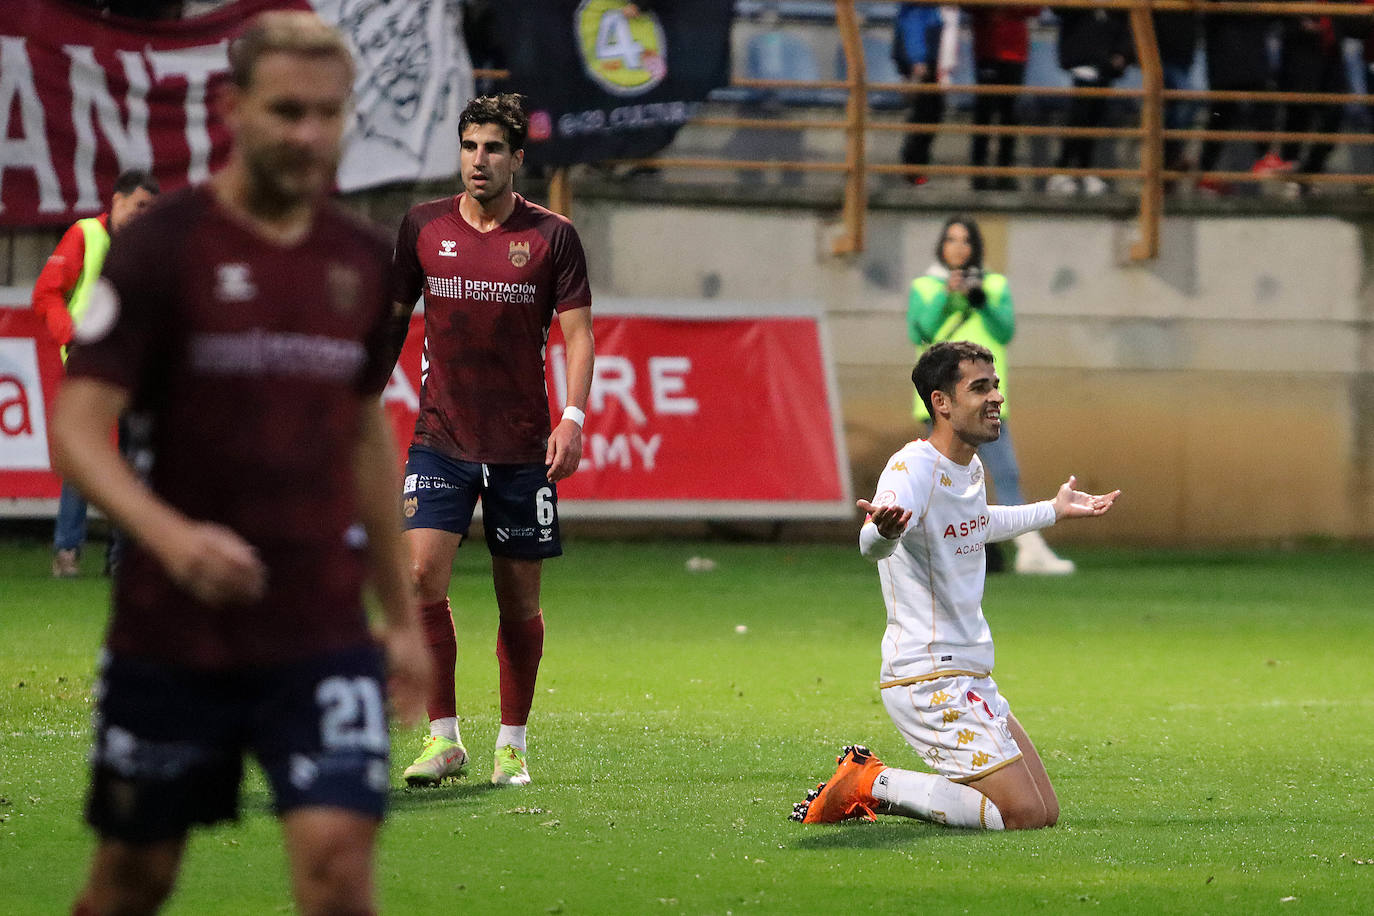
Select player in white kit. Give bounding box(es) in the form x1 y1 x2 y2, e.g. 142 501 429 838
792 341 1119 830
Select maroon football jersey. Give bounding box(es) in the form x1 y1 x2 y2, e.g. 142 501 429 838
390 193 591 464
65 186 394 668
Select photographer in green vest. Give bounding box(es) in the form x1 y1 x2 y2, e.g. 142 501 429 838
907 215 1074 574
32 169 159 578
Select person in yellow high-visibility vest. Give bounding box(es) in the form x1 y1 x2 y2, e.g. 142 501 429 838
907 215 1074 574
31 169 159 578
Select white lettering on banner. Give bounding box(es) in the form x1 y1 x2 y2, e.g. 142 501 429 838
382 363 419 411
591 355 647 425
145 42 228 184
0 36 227 215
66 45 153 211
552 345 697 426
0 37 64 215
0 339 51 470
584 433 662 471
648 356 697 416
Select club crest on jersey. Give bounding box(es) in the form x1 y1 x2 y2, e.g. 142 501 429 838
438 240 457 258
327 264 360 314
508 240 530 267
214 263 256 302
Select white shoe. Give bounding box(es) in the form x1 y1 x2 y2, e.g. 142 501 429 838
492 744 531 786
1046 174 1078 195
1081 175 1109 196
1013 530 1075 575
402 735 470 786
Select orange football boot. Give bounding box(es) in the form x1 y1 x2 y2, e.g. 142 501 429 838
790 744 885 824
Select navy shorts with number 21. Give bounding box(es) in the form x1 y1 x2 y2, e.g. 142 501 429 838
402 445 563 560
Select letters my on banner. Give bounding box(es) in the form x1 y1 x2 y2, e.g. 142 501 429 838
384 309 852 519
0 0 471 227
496 0 734 169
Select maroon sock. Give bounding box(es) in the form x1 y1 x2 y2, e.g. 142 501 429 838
496 612 545 726
419 599 457 721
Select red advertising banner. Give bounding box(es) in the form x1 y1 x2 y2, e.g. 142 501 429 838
383 307 852 517
4 303 851 519
0 0 305 227
0 304 64 500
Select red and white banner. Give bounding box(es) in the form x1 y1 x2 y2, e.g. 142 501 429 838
5 301 851 519
385 305 852 518
0 0 471 227
0 303 64 501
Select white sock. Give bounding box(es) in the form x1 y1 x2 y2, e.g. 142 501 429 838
871 766 1004 830
429 716 460 743
496 724 527 751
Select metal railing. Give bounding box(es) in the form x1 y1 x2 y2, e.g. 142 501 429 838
485 0 1374 260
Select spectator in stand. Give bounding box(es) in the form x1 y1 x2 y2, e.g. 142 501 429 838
1274 10 1350 197
1153 6 1201 181
893 3 959 186
1197 1 1286 196
968 5 1040 191
1047 7 1134 196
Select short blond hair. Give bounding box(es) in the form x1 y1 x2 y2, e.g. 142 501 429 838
228 11 355 89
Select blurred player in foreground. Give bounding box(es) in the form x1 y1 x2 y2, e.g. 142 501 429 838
792 341 1119 830
390 93 594 788
52 12 429 913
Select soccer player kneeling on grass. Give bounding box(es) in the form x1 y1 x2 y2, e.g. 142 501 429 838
792 341 1119 830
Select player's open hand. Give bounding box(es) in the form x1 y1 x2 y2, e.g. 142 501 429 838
162 521 267 605
545 418 583 482
1052 475 1121 520
380 619 431 726
857 498 913 539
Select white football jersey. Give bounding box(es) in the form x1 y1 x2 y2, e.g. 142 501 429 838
861 439 1055 685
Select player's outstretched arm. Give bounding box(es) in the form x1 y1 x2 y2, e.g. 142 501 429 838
351 401 430 725
51 378 267 605
546 305 594 482
1051 475 1121 520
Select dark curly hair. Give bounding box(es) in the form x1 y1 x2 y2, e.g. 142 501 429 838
459 93 529 152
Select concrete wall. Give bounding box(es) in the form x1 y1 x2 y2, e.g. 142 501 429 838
573 201 1374 544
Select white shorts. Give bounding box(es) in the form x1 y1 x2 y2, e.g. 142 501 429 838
881 674 1023 783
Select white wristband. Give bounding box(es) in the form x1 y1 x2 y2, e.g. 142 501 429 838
562 405 585 428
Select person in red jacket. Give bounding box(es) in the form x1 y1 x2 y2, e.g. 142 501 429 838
969 5 1040 191
31 168 158 577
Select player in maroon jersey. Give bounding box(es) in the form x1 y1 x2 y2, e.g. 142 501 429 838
51 13 429 915
390 93 594 788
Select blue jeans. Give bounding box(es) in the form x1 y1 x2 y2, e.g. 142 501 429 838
976 417 1025 506
53 481 88 552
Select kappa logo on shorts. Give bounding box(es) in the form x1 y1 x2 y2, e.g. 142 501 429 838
438 240 458 258
508 240 530 267
971 750 992 768
403 496 418 518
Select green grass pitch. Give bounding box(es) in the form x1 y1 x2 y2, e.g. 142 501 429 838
3 538 1373 913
